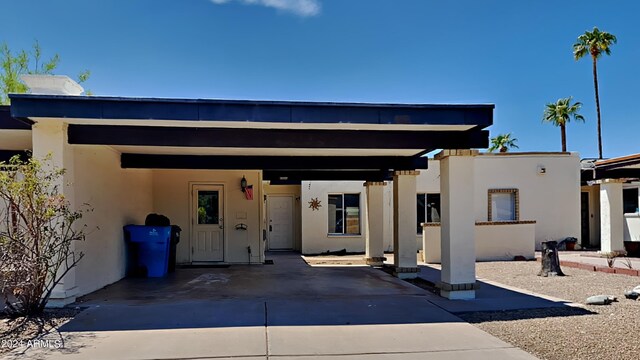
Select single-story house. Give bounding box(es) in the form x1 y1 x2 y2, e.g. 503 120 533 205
296 152 581 261
1 75 493 302
581 154 640 255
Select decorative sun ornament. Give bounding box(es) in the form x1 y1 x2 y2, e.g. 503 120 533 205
308 197 322 211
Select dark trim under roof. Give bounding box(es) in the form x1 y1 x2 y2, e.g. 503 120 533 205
595 154 640 171
581 154 640 182
9 94 494 128
0 105 30 130
121 155 429 171
69 125 489 150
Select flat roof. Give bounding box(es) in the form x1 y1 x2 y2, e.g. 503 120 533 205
9 94 494 128
4 94 494 180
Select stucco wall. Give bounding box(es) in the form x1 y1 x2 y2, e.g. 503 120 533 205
473 154 580 249
73 145 153 296
423 222 536 263
152 170 263 264
301 181 363 254
263 184 302 251
417 154 580 250
303 153 580 253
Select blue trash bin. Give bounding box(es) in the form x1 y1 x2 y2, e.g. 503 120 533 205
123 225 171 277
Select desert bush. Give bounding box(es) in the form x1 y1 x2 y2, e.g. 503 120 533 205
0 154 89 316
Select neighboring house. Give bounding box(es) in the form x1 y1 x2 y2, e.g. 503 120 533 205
581 154 640 255
286 152 581 261
0 75 493 302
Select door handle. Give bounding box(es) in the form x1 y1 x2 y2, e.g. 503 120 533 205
269 225 273 232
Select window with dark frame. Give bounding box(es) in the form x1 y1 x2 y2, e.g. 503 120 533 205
417 193 441 234
488 189 519 222
328 193 361 235
623 187 639 214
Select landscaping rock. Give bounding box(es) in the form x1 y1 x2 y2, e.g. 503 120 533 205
623 290 639 300
585 295 617 305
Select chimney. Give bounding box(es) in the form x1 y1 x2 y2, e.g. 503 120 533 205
20 75 84 96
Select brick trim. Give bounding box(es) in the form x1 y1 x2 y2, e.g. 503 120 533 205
536 258 640 277
421 220 536 228
363 181 387 187
434 149 480 160
437 281 480 291
487 188 519 221
475 220 536 226
393 266 420 273
393 170 420 176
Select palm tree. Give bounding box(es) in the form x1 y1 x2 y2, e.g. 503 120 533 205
573 27 617 159
543 97 585 152
488 133 519 153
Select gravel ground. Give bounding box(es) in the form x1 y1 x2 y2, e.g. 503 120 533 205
458 261 640 360
0 308 82 355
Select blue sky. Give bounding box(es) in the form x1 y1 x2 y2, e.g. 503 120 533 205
2 0 639 158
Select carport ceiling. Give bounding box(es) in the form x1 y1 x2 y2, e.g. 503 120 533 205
9 95 493 181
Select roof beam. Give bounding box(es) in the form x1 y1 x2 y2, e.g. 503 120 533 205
263 170 391 182
120 154 428 170
69 125 489 150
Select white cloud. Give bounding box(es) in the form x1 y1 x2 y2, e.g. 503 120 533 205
210 0 321 17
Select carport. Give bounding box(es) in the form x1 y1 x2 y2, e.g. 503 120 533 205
5 77 492 304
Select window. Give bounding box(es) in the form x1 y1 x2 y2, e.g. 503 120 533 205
417 193 441 234
328 194 360 235
623 188 639 214
197 190 220 224
488 189 519 221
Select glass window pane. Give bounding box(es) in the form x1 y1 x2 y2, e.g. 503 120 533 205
344 194 360 234
492 192 515 221
328 195 343 233
427 194 441 223
417 194 426 234
623 188 639 213
198 191 219 224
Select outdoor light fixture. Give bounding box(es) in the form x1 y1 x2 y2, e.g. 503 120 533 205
241 175 247 192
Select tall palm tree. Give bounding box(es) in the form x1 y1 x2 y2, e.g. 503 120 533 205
573 27 617 159
543 97 585 152
488 133 519 153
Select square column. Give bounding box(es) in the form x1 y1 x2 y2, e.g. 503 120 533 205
364 181 387 266
393 170 419 279
598 179 625 255
32 121 78 307
436 150 478 300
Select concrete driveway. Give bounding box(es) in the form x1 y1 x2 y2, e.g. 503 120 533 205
7 253 537 360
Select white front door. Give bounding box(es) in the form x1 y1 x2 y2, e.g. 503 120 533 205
268 195 294 250
191 185 224 262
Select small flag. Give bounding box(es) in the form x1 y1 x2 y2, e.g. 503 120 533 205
246 185 253 200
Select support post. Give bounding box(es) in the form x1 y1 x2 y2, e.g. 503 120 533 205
598 179 625 255
32 121 78 307
436 150 477 300
364 181 387 266
393 170 419 279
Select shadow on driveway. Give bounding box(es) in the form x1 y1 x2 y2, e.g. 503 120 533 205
59 253 593 333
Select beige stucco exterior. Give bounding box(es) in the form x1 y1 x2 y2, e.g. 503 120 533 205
73 145 154 296
263 184 303 251
152 169 264 264
67 149 268 297
423 222 536 263
300 152 581 255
